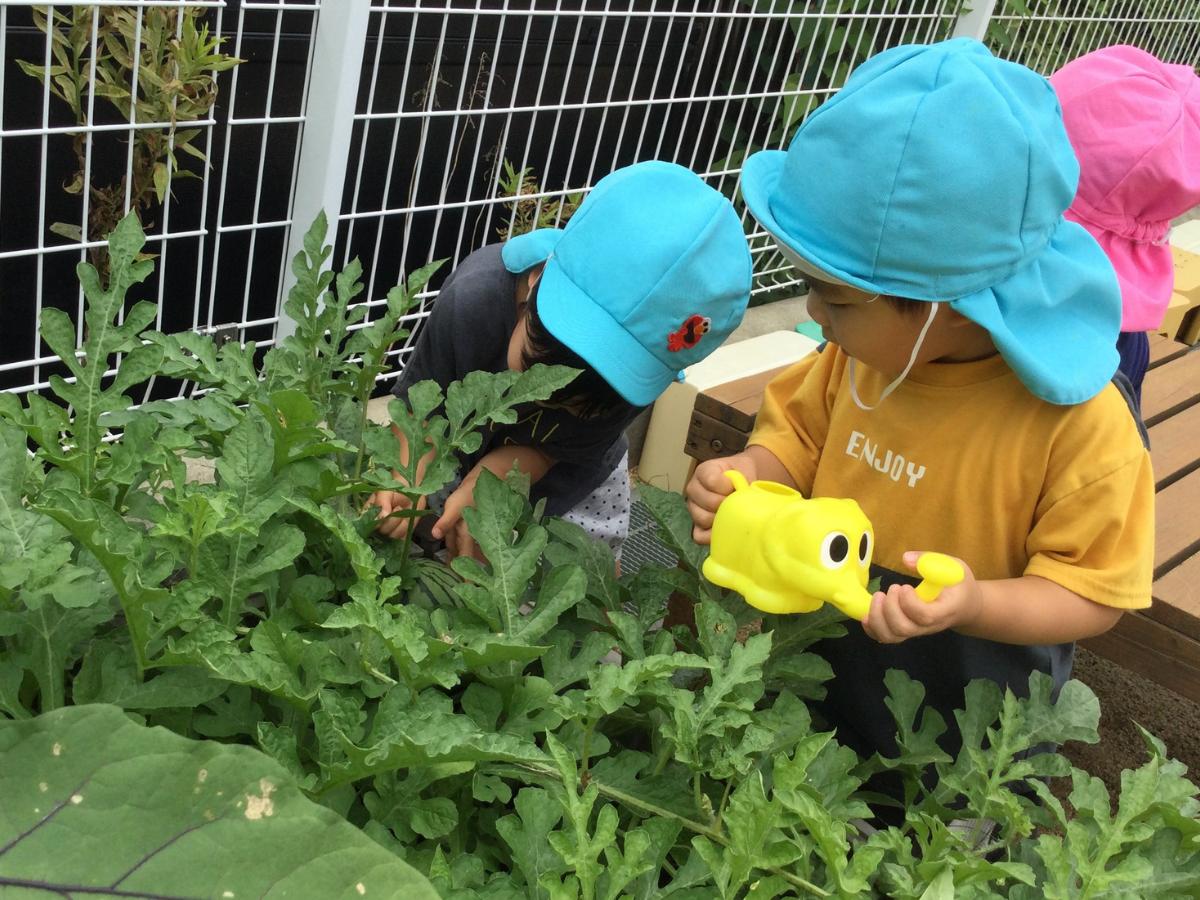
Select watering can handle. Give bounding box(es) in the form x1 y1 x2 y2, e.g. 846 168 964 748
913 552 965 601
724 470 750 492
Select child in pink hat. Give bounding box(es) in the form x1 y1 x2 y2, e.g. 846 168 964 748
1051 45 1200 401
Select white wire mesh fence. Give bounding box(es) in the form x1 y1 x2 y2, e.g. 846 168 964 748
1 0 318 398
1 0 1197 400
333 0 972 382
988 0 1200 76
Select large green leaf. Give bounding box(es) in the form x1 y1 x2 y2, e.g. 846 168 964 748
0 704 439 898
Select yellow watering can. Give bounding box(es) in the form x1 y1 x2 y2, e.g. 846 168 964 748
701 471 963 621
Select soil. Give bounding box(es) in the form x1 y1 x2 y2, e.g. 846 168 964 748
1060 647 1200 796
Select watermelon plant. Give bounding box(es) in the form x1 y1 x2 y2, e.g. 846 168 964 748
1 213 1197 898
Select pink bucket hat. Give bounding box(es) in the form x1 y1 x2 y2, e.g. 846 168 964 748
1050 46 1200 331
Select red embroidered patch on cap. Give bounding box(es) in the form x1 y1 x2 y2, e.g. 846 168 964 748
667 315 711 352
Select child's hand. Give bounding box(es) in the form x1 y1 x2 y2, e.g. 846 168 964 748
862 551 982 643
431 468 487 564
685 453 759 545
366 484 426 540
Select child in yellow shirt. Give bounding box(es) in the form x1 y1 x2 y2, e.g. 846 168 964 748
686 40 1154 765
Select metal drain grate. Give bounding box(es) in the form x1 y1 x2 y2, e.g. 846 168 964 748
620 497 679 576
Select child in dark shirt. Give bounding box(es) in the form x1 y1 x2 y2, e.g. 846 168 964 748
369 160 752 561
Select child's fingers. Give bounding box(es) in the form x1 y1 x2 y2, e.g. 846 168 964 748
377 504 413 540
860 591 885 638
686 498 716 530
895 587 940 628
369 492 410 538
685 480 728 516
382 515 414 540
432 486 470 540
686 463 746 545
694 461 741 494
366 490 394 516
868 586 919 643
687 501 715 545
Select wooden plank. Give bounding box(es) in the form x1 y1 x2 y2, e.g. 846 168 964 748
693 392 757 433
1142 348 1200 426
1154 467 1200 578
1082 611 1200 704
700 366 789 413
1149 551 1200 641
1149 332 1189 369
1149 401 1200 489
1181 307 1200 345
685 407 751 463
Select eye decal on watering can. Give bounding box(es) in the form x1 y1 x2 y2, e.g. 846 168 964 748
819 532 851 569
702 471 962 621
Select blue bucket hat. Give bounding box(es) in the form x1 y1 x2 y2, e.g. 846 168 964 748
501 161 752 407
740 38 1122 405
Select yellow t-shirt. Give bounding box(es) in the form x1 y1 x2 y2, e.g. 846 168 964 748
749 344 1153 610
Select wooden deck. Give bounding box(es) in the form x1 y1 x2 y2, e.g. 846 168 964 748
684 333 1200 701
1081 334 1200 702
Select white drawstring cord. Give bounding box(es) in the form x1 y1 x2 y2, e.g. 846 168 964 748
849 301 940 411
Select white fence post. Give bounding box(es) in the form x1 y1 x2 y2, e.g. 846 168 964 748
953 0 1000 41
276 0 372 340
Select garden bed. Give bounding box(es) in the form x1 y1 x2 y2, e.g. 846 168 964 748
2 215 1197 899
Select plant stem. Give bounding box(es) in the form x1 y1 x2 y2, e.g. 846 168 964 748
714 779 734 830
399 509 417 572
352 397 370 483
580 718 595 777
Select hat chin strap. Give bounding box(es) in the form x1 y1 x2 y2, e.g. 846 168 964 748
849 301 939 411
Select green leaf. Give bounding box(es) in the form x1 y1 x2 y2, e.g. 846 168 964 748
871 669 952 797
0 421 60 566
41 213 159 496
452 469 547 633
0 583 112 714
362 764 470 843
152 160 169 202
73 648 225 711
772 732 871 894
940 673 1101 835
692 773 781 899
34 489 169 673
0 704 438 898
662 625 773 779
496 787 566 896
1020 736 1200 898
544 517 623 611
320 688 547 790
542 733 616 899
444 366 578 441
585 652 709 718
49 220 83 240
588 751 695 820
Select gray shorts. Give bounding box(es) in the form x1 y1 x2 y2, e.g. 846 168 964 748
561 452 630 559
429 453 630 559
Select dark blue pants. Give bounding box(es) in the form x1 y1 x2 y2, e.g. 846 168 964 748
1116 331 1150 408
